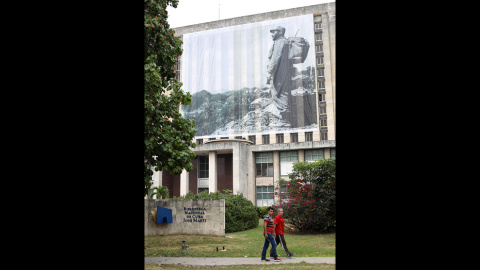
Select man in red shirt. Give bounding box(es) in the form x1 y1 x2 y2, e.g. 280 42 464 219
261 206 282 262
270 208 295 258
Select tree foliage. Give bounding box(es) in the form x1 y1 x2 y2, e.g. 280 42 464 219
276 158 336 232
149 185 170 199
144 0 196 196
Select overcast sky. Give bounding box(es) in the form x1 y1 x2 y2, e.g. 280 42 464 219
167 0 335 28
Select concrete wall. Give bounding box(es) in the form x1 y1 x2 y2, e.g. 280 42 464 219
145 199 225 236
174 2 335 36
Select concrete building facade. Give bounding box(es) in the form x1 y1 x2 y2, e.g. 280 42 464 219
151 2 335 206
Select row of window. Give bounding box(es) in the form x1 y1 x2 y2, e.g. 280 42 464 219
175 36 182 81
315 16 328 142
261 132 313 144
195 146 337 205
175 58 181 81
194 148 336 180
256 148 326 206
196 131 329 145
255 149 336 177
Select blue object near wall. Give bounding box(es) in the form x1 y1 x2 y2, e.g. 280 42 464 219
156 206 173 223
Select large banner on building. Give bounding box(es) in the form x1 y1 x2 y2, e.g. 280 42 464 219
181 14 317 138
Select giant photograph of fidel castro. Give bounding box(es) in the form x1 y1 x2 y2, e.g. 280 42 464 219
181 14 317 138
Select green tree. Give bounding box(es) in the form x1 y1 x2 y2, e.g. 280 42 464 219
144 0 196 196
277 158 336 232
149 185 170 199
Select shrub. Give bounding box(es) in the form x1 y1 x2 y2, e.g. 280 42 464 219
174 190 258 233
256 206 268 219
148 185 169 199
224 193 258 233
276 158 336 233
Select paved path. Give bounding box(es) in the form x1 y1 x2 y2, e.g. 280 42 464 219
145 257 335 266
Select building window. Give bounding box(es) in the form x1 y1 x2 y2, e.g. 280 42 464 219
256 152 273 177
198 187 209 194
319 93 326 102
317 68 324 77
235 136 242 139
291 133 298 142
262 135 270 144
317 56 324 65
305 149 324 161
197 155 209 190
305 132 313 141
331 148 336 159
175 58 181 81
321 119 327 126
315 22 322 29
321 131 328 141
280 151 298 161
280 151 298 176
315 33 322 41
316 44 323 52
276 134 284 143
318 80 325 89
319 106 326 114
256 186 274 207
198 156 209 178
248 135 256 145
196 139 203 145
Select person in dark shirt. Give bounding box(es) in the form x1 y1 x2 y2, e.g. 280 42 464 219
261 206 282 262
269 207 295 258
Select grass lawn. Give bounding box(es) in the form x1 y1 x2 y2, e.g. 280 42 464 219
145 219 335 258
145 262 335 269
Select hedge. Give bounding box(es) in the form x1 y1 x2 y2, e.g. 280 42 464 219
256 206 268 219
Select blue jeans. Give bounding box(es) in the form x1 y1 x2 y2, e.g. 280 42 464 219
261 233 278 260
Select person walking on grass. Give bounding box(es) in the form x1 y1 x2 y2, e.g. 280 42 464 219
261 206 282 262
269 207 296 259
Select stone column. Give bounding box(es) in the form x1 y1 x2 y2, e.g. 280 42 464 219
325 148 331 159
232 142 248 197
298 149 305 162
247 151 256 204
151 169 162 199
180 169 189 196
209 151 217 193
273 151 280 205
